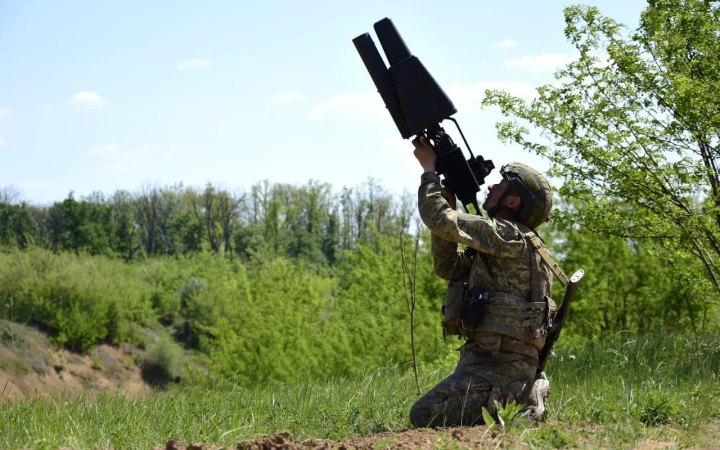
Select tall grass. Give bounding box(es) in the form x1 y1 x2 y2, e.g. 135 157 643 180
0 366 450 449
2 332 720 449
549 332 720 422
543 332 720 447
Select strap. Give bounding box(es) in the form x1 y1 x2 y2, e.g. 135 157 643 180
526 232 569 288
500 340 539 360
469 249 481 285
468 249 498 285
529 235 543 304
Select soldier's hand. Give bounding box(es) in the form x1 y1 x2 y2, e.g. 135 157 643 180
412 136 436 172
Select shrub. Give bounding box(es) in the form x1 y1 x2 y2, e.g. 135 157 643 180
141 334 184 387
0 247 154 351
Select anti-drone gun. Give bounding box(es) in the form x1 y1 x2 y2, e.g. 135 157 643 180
353 18 494 213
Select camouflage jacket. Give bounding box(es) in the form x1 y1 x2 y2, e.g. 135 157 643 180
418 172 554 360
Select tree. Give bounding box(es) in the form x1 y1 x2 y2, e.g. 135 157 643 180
46 193 114 255
110 190 139 261
484 0 720 299
134 185 181 256
190 185 220 253
0 185 22 204
0 202 36 248
547 197 709 336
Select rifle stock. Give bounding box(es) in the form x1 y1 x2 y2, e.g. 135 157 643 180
538 269 585 375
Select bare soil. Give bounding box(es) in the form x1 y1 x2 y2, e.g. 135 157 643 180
0 321 150 402
159 428 511 450
158 427 683 450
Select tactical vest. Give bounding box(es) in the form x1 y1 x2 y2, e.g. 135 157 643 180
442 231 561 360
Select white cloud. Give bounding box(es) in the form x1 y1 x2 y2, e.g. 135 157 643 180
0 106 10 122
175 58 215 71
504 54 577 72
269 91 307 104
311 91 386 121
101 159 150 173
447 81 537 112
87 143 195 173
68 92 108 109
494 39 518 48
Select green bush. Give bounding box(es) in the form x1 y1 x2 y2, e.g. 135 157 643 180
194 233 455 383
141 334 184 386
0 247 154 351
201 254 333 383
0 232 457 382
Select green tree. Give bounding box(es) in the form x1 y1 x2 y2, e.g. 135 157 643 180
109 190 139 261
484 1 720 301
190 184 242 255
46 193 114 255
548 198 710 338
134 185 182 256
0 202 36 249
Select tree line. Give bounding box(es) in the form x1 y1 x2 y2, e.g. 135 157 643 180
1 178 718 353
0 179 413 266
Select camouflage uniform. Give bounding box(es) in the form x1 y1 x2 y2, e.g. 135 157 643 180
410 172 555 428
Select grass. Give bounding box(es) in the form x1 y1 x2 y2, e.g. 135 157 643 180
0 366 434 449
548 332 720 424
2 332 720 449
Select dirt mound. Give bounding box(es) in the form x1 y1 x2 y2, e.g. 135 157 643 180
157 428 508 450
157 427 689 450
0 321 150 402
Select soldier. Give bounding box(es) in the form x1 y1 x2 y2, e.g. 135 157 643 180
410 136 557 428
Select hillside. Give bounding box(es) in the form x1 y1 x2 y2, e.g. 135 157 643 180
0 321 149 402
3 320 720 449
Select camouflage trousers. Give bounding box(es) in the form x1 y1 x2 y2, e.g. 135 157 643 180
409 349 549 428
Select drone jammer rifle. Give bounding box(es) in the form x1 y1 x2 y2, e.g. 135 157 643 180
353 18 494 212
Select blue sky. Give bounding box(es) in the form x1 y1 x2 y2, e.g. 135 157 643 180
0 0 647 205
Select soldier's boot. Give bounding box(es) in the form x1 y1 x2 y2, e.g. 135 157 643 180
525 375 550 421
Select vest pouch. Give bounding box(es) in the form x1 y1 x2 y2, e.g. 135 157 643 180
442 279 465 336
459 286 486 333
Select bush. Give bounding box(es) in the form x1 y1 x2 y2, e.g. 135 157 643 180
0 247 154 351
141 334 184 386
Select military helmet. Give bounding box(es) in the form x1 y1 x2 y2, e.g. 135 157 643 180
500 163 553 229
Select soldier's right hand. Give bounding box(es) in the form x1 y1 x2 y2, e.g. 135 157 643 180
412 136 437 172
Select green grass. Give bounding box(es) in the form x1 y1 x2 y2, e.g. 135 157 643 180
548 332 720 424
0 366 445 449
2 333 720 449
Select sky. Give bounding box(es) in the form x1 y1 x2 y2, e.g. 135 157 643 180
0 0 648 205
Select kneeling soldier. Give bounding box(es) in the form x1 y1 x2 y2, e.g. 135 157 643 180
410 136 558 427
